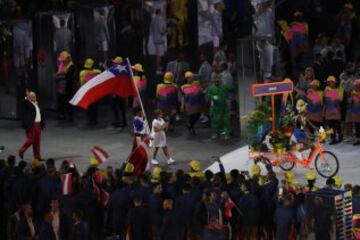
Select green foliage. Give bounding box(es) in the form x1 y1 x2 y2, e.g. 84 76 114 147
246 100 272 139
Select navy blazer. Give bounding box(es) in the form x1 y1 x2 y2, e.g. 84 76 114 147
15 216 38 240
20 99 45 130
39 221 56 240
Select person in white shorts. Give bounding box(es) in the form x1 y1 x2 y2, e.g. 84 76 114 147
150 109 175 165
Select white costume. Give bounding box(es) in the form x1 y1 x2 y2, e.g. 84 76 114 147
151 118 167 147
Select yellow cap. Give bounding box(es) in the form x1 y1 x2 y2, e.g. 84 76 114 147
305 171 316 181
250 164 261 176
113 56 123 64
84 58 94 69
98 169 107 177
284 78 292 82
58 51 70 61
334 176 343 187
90 157 99 166
132 63 144 73
151 167 162 180
164 72 174 84
285 171 295 182
189 160 201 172
310 80 320 86
326 76 337 83
259 176 267 186
185 71 193 79
124 162 134 173
31 158 41 168
296 99 307 113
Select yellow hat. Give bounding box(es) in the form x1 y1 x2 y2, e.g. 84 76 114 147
226 173 231 183
84 58 94 69
58 51 70 61
151 167 162 180
259 176 267 186
124 162 134 173
250 164 261 176
296 99 307 113
98 169 107 177
189 160 201 172
334 176 343 187
31 158 41 168
284 78 292 82
310 80 320 86
132 63 144 73
305 171 317 181
285 171 295 182
90 157 99 166
113 56 123 64
326 76 337 83
164 72 174 84
185 71 193 79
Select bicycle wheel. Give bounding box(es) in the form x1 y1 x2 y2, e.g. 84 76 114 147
314 151 339 178
279 159 295 171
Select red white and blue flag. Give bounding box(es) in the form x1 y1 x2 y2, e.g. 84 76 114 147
70 61 137 109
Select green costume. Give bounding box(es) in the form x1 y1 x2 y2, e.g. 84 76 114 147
207 83 231 136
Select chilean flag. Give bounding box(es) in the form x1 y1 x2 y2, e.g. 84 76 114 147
70 60 137 109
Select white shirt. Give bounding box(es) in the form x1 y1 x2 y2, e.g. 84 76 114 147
31 101 41 122
151 118 167 148
27 217 36 237
52 211 60 240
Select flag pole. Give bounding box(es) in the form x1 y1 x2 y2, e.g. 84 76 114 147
125 58 150 135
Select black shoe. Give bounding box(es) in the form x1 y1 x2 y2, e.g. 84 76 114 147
86 121 98 126
186 125 191 132
338 134 344 143
190 128 197 136
329 140 338 145
353 141 360 146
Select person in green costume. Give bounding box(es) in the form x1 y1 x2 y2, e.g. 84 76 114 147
206 72 231 140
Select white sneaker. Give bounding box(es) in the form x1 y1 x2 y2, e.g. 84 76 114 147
167 158 175 165
211 133 218 140
151 159 159 165
201 116 209 123
344 137 354 143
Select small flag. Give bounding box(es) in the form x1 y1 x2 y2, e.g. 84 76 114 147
91 146 109 164
224 199 235 220
61 173 72 195
100 189 110 207
92 178 109 207
92 178 101 196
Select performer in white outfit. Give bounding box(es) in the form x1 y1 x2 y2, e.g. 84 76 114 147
151 109 175 165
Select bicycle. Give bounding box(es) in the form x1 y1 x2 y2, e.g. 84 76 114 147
249 129 339 178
